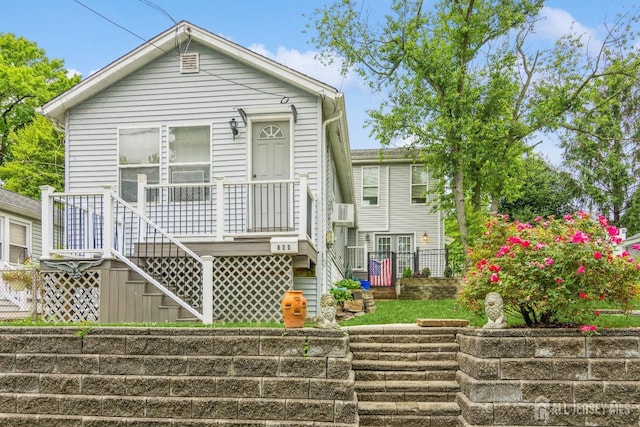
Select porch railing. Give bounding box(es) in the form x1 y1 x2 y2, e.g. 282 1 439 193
39 186 213 324
139 174 313 241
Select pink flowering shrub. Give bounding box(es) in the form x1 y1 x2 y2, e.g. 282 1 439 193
460 212 640 327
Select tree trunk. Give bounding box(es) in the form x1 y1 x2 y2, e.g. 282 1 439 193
453 166 469 254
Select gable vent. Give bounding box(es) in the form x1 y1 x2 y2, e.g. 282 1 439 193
180 53 200 73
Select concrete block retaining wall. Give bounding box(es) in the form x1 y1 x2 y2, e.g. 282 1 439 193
398 278 460 300
0 327 358 426
456 328 640 427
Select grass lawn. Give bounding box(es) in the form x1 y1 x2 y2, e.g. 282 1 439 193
3 299 640 329
339 299 640 329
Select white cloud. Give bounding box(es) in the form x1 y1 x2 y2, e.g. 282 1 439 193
248 43 366 91
536 7 594 41
66 68 82 78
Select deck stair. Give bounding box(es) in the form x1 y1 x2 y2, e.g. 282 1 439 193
345 325 461 426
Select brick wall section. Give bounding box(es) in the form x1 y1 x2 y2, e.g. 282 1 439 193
456 328 640 427
0 327 358 426
398 278 461 300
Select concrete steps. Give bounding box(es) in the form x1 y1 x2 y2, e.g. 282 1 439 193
345 326 461 426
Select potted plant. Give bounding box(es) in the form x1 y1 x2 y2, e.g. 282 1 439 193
2 259 39 291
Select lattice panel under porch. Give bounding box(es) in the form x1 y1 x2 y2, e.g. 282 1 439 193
145 256 203 308
213 255 292 322
42 271 100 323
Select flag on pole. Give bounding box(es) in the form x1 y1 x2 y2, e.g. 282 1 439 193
369 258 392 287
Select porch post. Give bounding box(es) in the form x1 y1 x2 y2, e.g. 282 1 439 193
39 185 55 258
215 177 225 241
298 174 308 240
102 185 114 258
137 174 147 218
201 255 214 325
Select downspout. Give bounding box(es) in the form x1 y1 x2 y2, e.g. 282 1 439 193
321 112 343 295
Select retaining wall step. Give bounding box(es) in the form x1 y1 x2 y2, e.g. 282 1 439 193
355 380 459 393
355 369 457 382
350 342 459 353
348 333 457 344
352 359 459 372
358 400 460 416
359 413 459 426
356 391 458 402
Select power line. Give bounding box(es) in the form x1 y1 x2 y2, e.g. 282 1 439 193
73 0 292 103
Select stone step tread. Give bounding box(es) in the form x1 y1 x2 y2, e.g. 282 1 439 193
355 380 459 392
350 342 459 352
352 359 459 371
355 371 457 382
349 335 457 344
359 414 459 427
356 391 458 402
352 351 458 362
357 400 460 416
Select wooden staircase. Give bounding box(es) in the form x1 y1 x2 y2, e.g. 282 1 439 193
123 272 200 323
345 325 461 426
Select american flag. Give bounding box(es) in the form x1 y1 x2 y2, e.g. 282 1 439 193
369 258 392 287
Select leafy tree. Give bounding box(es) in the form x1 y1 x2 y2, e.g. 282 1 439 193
0 115 64 199
0 33 80 163
500 154 577 222
560 55 640 235
311 0 640 252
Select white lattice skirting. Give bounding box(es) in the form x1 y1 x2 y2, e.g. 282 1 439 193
213 255 293 322
42 271 100 323
42 255 294 323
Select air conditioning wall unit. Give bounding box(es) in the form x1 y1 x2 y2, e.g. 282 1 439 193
332 203 354 227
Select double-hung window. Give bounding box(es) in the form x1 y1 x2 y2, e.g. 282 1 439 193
0 217 31 264
411 165 428 204
118 128 160 202
362 166 379 206
169 125 211 201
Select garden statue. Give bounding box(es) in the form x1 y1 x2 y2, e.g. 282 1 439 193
315 293 339 329
483 292 507 329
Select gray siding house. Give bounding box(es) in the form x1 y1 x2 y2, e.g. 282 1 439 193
39 21 353 324
0 188 41 317
348 148 450 286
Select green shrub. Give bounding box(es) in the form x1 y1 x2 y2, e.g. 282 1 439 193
330 286 353 304
460 212 640 327
402 268 412 278
334 278 362 290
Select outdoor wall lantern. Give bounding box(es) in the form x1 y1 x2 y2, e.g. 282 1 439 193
229 118 239 140
422 231 430 243
365 233 370 242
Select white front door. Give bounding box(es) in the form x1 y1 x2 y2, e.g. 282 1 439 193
251 121 291 231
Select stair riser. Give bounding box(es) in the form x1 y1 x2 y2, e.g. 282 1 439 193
359 414 459 426
356 392 458 402
355 370 457 382
350 343 459 352
352 351 458 361
349 334 456 344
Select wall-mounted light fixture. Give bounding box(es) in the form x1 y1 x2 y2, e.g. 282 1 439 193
365 233 370 242
422 232 430 243
229 118 239 140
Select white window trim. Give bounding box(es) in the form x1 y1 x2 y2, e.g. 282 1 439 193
117 126 162 202
410 164 429 205
361 166 380 207
167 124 213 184
0 215 33 264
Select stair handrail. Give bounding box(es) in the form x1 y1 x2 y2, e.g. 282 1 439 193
39 185 213 324
107 190 213 323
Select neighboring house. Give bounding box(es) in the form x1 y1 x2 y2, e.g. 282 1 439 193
622 231 640 257
38 21 353 324
0 187 41 317
0 188 41 264
347 148 456 287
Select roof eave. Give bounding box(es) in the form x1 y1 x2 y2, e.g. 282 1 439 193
40 21 339 123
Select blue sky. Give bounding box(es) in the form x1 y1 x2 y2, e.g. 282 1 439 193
1 0 638 160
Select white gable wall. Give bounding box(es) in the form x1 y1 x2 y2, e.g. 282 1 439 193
65 42 321 196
